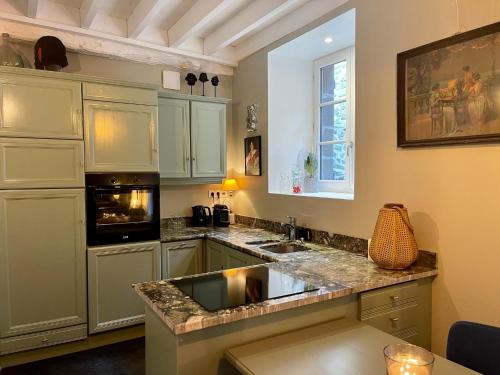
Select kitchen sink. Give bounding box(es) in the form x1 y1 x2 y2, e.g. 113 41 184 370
245 239 280 245
260 242 310 254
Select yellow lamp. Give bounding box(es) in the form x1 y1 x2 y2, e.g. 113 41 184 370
222 178 239 192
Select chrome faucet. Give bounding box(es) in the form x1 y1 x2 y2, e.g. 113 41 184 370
283 216 297 241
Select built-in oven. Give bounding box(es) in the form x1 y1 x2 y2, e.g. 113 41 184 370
85 173 160 246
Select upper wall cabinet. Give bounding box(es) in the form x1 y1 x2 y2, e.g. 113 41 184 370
158 98 191 178
83 83 159 173
191 101 227 178
158 92 229 183
0 74 82 139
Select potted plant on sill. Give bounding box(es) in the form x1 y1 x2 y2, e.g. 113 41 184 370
303 152 319 193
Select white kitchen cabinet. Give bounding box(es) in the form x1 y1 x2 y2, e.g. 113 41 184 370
0 74 82 139
158 98 191 178
191 101 227 178
0 189 87 353
206 240 267 272
84 100 159 172
0 138 84 189
87 241 161 334
161 240 203 279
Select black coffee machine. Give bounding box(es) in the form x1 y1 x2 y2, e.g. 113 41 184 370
192 205 211 226
213 204 230 227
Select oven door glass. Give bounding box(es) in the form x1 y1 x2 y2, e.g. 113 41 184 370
95 188 154 226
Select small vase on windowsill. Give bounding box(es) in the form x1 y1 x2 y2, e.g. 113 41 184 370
303 152 319 193
303 175 319 193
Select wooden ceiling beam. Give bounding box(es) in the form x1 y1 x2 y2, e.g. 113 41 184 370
127 0 164 39
80 0 99 29
204 0 307 55
26 0 38 18
168 0 233 48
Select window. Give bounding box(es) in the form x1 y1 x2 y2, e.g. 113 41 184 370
314 47 355 194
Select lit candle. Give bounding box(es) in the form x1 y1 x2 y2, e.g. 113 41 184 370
384 344 434 375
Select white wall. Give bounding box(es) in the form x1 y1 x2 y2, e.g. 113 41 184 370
229 0 500 355
268 54 313 192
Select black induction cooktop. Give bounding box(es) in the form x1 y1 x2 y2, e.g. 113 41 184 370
171 266 319 311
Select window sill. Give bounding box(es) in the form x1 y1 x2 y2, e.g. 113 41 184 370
269 191 354 200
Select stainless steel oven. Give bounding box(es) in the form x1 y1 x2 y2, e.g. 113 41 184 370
85 173 160 246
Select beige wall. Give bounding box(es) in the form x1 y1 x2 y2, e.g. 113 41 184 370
11 42 232 218
230 0 500 355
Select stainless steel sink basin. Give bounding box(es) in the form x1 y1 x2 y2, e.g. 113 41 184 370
245 239 280 245
260 242 310 254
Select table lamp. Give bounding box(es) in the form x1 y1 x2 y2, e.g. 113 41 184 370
222 178 239 224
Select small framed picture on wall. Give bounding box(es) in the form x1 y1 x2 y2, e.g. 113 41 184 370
244 136 261 176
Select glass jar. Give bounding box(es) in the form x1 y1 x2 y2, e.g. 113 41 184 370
0 33 24 68
384 344 434 375
291 169 303 194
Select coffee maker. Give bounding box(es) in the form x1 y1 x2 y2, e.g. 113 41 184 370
192 205 211 226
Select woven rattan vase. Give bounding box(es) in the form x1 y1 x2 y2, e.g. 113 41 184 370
369 203 418 270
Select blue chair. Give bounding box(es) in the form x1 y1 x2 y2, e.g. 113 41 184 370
447 321 500 375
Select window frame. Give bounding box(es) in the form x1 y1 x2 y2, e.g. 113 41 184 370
313 46 355 194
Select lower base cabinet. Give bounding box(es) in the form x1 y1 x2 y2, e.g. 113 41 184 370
206 240 267 272
161 240 203 279
359 279 432 349
87 241 161 334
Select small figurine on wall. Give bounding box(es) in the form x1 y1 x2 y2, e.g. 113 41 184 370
211 75 219 97
246 104 258 133
199 72 208 96
185 72 197 94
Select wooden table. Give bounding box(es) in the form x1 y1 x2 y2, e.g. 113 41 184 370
225 318 479 375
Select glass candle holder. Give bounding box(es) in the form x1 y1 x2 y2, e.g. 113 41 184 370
384 344 435 375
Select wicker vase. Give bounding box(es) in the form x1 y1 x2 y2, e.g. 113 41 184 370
369 203 418 270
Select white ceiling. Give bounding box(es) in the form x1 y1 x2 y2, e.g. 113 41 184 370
269 8 355 60
0 0 349 74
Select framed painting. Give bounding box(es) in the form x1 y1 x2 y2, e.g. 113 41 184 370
244 136 261 176
397 22 500 147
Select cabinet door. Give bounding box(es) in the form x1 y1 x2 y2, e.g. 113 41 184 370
226 248 249 269
206 240 226 272
0 189 86 339
87 241 161 334
84 100 159 172
0 74 82 139
191 101 226 178
161 240 202 279
158 98 191 178
0 138 84 189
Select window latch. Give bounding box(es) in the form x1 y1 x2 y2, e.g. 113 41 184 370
347 141 354 156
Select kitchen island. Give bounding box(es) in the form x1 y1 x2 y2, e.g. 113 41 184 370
134 225 437 375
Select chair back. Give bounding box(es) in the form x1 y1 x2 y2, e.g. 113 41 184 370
447 321 500 375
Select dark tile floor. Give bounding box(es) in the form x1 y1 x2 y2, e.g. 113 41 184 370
1 338 145 375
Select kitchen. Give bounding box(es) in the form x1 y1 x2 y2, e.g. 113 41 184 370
0 1 499 374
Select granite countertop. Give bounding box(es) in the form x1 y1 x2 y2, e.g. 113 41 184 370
134 225 437 335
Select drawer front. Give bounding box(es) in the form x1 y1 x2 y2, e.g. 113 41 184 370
0 324 87 355
83 82 157 105
361 303 419 334
0 138 84 188
360 281 418 312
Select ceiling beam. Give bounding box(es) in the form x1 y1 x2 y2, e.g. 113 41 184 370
80 0 99 29
168 0 233 48
204 0 307 55
234 0 348 61
127 0 163 39
26 0 38 18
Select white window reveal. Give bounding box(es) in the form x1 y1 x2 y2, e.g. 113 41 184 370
314 47 355 195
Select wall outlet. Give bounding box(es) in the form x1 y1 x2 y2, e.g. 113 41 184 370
208 190 227 203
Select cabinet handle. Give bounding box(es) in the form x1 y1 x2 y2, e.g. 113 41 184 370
390 295 399 301
389 317 399 323
192 157 196 161
186 157 190 161
41 337 49 343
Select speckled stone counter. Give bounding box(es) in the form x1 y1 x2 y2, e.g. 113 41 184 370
135 225 437 335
